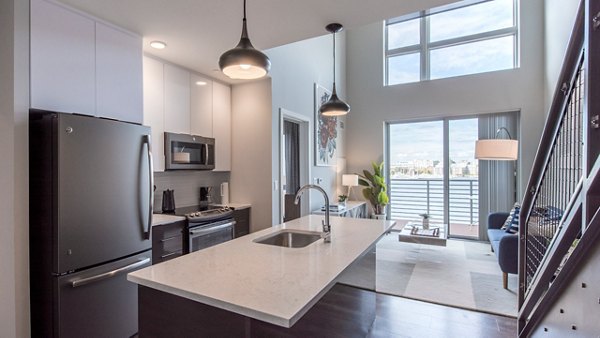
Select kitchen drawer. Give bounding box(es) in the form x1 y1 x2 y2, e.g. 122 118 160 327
152 220 185 264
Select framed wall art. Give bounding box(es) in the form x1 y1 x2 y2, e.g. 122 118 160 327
314 83 338 166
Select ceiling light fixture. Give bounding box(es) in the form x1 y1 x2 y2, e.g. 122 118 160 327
475 127 519 160
149 41 167 50
218 0 271 80
195 81 207 86
320 23 350 117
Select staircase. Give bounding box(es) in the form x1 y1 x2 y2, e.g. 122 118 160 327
517 0 600 336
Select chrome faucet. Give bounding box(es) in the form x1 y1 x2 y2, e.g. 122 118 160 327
295 184 331 243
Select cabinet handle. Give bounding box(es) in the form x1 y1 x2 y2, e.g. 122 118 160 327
160 251 182 259
160 235 182 243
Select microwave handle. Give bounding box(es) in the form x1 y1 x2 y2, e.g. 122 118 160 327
205 144 209 166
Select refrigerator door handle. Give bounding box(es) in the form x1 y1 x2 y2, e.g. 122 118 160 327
71 258 151 288
143 134 154 240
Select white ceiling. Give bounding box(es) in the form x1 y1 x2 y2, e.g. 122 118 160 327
57 0 457 84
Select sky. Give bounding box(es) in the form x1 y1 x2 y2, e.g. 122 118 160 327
389 118 478 164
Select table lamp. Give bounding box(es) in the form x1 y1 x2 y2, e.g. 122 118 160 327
342 174 359 199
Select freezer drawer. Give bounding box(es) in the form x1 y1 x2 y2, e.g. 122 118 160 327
55 251 151 338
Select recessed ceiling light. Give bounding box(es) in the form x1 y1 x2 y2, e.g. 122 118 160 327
195 81 207 86
150 41 167 50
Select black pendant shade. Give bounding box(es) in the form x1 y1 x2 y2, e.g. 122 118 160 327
219 0 271 80
320 23 350 117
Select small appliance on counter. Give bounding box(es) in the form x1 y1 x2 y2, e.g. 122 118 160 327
162 189 176 213
220 182 229 205
200 186 213 208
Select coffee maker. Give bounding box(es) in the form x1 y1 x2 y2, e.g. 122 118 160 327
199 187 213 208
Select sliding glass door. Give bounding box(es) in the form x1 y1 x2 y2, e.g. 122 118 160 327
387 113 518 240
448 119 479 239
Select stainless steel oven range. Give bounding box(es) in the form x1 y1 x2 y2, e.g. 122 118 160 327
184 206 235 253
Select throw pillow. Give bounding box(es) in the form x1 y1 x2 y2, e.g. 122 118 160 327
501 202 521 230
506 206 520 234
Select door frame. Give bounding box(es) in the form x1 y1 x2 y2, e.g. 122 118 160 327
279 108 311 223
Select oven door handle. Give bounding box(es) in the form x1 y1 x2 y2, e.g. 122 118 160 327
190 221 235 236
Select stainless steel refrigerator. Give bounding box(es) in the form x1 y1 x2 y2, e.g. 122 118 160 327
29 110 153 337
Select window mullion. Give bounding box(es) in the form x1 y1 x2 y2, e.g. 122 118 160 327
420 13 429 81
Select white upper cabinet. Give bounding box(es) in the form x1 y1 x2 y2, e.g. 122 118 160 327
30 0 96 115
213 81 231 172
143 57 165 172
190 74 213 137
163 64 191 134
96 22 143 123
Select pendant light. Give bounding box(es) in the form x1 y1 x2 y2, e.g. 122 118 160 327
475 127 519 160
219 0 271 80
320 23 350 116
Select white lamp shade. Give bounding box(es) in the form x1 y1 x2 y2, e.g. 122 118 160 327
475 139 519 160
342 174 359 186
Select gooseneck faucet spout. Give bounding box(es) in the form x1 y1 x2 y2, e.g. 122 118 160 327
294 184 331 243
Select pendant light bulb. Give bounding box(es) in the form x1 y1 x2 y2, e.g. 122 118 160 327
219 0 271 80
320 23 350 117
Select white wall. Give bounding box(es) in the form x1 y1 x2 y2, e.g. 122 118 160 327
266 33 347 224
0 0 30 337
345 0 545 201
543 0 580 113
230 79 273 232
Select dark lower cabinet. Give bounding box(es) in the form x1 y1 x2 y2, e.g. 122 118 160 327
152 220 185 264
233 207 250 238
138 284 375 338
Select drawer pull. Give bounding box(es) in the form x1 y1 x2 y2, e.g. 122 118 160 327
160 251 182 259
160 235 182 243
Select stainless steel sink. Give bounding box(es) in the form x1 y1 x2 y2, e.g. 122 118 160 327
253 230 323 248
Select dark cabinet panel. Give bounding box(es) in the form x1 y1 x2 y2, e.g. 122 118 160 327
233 208 250 238
152 220 185 264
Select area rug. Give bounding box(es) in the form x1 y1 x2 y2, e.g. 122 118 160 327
373 234 518 317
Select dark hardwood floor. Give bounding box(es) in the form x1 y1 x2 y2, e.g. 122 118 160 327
369 289 517 337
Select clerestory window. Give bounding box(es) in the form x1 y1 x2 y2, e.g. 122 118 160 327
385 0 519 86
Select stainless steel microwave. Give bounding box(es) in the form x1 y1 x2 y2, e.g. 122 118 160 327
164 132 215 170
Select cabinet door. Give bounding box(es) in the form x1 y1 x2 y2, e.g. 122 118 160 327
163 64 191 134
233 208 250 238
30 0 95 115
143 57 165 172
212 82 232 171
96 22 143 123
190 74 213 137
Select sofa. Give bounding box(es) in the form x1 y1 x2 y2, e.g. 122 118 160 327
487 212 518 289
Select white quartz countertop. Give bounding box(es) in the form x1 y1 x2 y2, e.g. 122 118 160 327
128 215 395 327
151 214 185 227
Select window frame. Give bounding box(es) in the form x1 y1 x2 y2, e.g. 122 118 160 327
384 0 519 86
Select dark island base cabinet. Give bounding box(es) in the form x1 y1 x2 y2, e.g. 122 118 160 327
151 220 185 264
233 208 250 238
138 284 375 338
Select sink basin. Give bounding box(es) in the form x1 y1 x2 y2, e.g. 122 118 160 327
253 229 323 248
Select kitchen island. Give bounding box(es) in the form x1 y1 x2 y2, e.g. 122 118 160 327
128 215 395 336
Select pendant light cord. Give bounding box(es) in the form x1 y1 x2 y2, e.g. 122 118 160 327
332 30 336 92
243 0 247 20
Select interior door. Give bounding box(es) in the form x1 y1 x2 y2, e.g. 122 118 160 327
57 114 152 274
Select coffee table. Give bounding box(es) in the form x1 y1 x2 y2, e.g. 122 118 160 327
398 222 447 246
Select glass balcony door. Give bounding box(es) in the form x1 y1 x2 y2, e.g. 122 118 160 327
387 117 480 239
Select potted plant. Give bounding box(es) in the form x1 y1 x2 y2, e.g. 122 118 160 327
338 195 348 207
358 161 389 219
